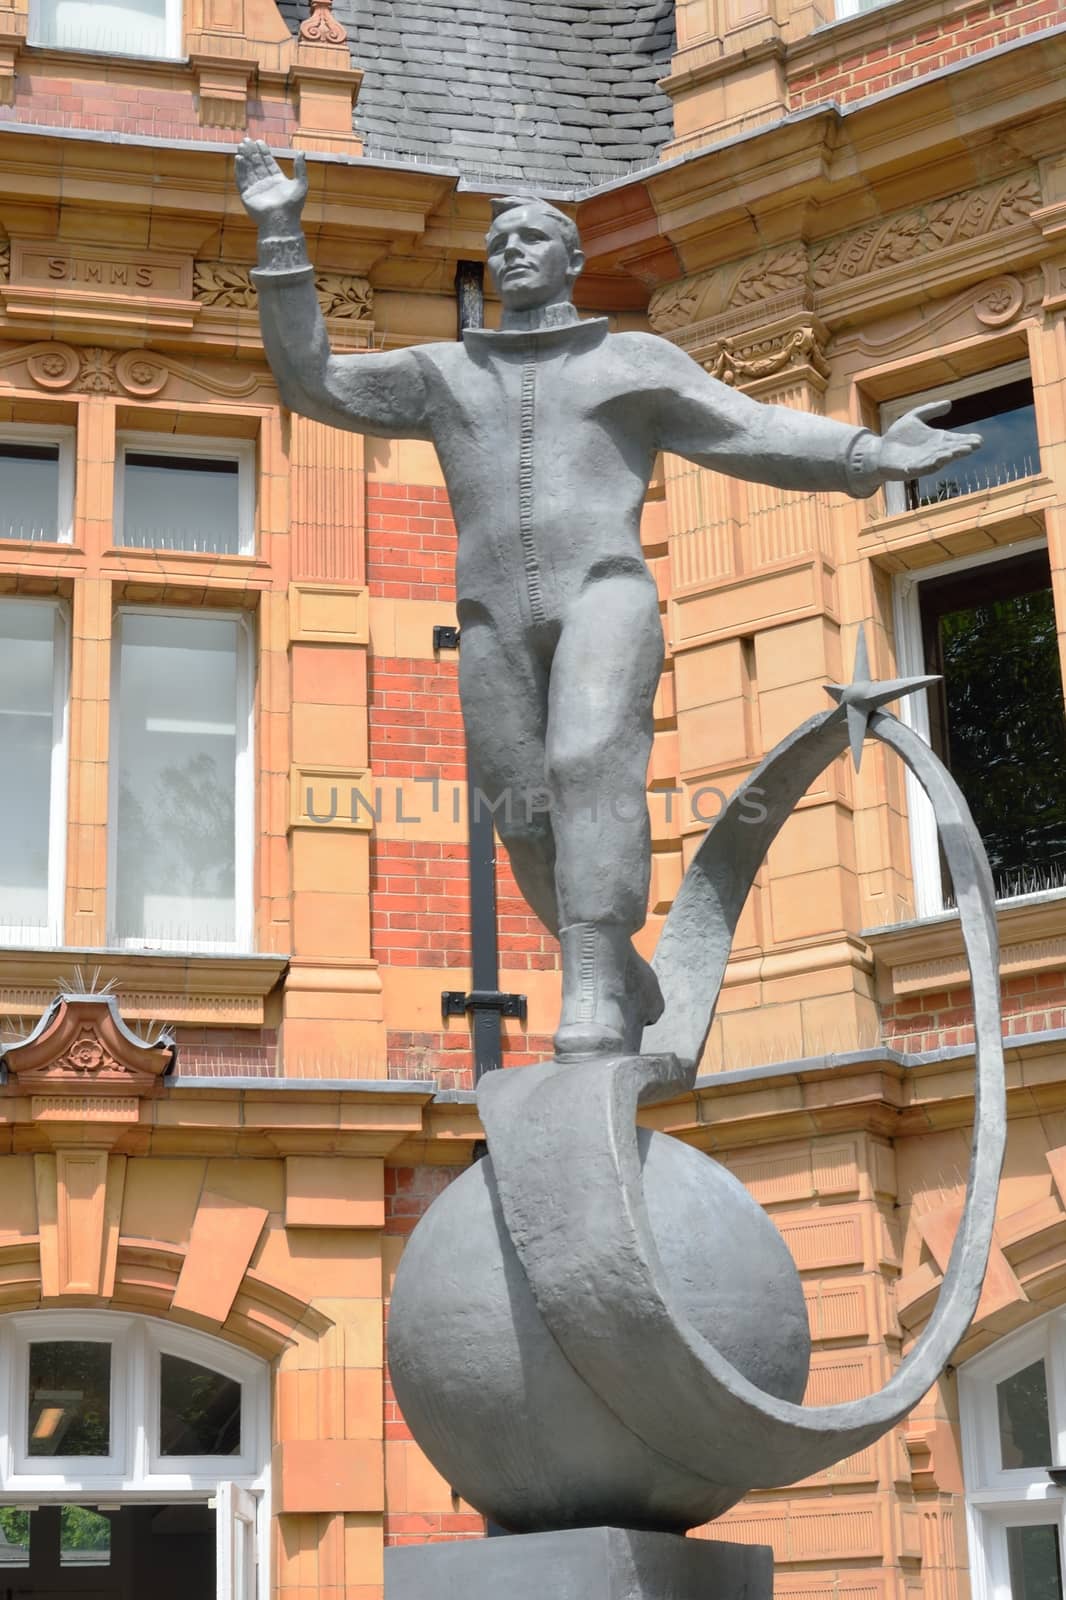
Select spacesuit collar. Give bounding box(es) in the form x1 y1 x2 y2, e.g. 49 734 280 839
462 314 610 353
500 302 580 332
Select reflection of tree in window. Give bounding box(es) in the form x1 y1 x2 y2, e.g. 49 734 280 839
27 1342 110 1456
920 549 1066 901
159 1355 241 1456
1007 1525 1063 1600
907 377 1039 509
996 1359 1052 1469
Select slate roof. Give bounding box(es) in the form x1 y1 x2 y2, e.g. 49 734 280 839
278 0 676 188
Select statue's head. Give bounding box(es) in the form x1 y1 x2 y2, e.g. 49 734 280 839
486 196 585 311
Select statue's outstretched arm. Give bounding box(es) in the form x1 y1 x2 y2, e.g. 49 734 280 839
651 337 980 498
237 141 432 441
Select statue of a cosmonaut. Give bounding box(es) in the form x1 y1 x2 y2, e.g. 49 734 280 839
236 142 980 1060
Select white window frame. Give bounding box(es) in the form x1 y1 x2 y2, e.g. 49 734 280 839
892 535 1053 919
0 1312 269 1598
880 359 1037 515
107 605 256 954
28 0 184 63
960 1308 1066 1600
0 596 69 949
833 0 894 17
114 433 256 558
0 422 75 546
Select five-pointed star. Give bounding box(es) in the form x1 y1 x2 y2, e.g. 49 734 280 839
825 624 940 771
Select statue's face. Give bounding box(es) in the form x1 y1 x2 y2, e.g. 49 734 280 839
486 206 582 310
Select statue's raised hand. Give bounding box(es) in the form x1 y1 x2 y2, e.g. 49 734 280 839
876 400 983 482
235 139 308 233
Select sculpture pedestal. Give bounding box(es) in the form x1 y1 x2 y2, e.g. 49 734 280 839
385 1525 772 1600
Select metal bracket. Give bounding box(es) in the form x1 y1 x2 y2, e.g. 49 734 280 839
433 625 461 652
442 989 527 1022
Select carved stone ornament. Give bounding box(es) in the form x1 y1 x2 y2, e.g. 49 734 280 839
648 172 1041 334
194 261 373 323
5 339 259 399
809 174 1041 286
703 324 830 387
299 0 348 44
2 993 175 1097
0 234 9 285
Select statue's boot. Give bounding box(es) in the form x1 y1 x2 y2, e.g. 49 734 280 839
622 945 664 1054
554 923 664 1060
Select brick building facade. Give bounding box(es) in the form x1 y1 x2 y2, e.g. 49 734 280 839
0 0 1063 1595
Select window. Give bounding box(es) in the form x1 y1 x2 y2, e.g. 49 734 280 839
960 1312 1066 1600
3 1312 265 1488
0 424 74 544
833 0 893 16
115 435 255 557
893 541 1066 914
0 599 68 947
29 0 183 61
881 362 1040 515
110 609 254 951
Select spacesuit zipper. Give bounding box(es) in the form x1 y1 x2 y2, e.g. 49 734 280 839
518 354 547 625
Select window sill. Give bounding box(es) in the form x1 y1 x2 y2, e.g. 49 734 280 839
858 473 1054 569
864 885 1066 1002
0 946 288 1030
24 40 187 68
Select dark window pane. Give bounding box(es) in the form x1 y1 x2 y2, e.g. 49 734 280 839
0 442 60 542
1007 1524 1063 1600
60 1506 111 1568
0 1508 30 1566
121 452 242 555
28 1341 111 1456
907 377 1040 508
159 1353 241 1456
997 1359 1053 1470
920 550 1066 901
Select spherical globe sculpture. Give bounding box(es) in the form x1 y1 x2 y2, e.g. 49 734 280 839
389 1127 810 1533
387 673 1006 1542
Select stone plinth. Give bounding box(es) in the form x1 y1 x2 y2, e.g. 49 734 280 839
385 1526 772 1600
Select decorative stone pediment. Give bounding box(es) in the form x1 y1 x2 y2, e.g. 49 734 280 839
2 994 175 1097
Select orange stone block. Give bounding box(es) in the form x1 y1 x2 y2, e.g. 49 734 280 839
172 1191 269 1323
273 1438 384 1513
285 1157 384 1229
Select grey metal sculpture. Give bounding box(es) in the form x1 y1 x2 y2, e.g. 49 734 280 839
236 147 1003 1600
235 143 981 1061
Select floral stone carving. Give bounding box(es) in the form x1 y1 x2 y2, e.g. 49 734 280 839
1 993 175 1096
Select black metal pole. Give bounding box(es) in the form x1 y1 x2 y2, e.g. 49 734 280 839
455 260 503 1083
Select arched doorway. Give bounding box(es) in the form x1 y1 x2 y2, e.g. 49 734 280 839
0 1312 268 1600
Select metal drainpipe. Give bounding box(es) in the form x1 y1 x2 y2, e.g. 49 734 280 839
455 260 503 1083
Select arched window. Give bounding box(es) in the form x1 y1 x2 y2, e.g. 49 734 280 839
960 1311 1066 1600
0 1313 268 1598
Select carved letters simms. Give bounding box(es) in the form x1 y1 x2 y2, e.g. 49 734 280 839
194 260 374 323
647 172 1042 334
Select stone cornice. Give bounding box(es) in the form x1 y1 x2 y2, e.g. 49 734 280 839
866 890 1066 1001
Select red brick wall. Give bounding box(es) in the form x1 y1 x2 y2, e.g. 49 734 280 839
882 971 1066 1053
789 0 1060 109
3 63 293 142
171 1025 279 1076
366 487 559 1088
367 484 457 603
383 1165 485 1545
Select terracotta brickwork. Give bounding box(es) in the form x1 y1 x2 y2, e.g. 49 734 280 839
0 59 295 141
789 0 1062 109
883 974 1066 1054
